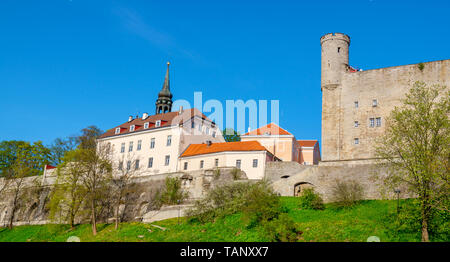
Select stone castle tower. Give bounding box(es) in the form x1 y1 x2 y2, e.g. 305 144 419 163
320 33 351 161
320 33 449 163
155 62 173 114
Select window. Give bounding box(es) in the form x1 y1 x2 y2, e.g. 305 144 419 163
148 157 153 168
205 127 210 135
236 160 241 169
191 121 195 129
164 155 170 166
184 162 188 170
354 138 359 145
200 160 204 169
128 141 133 152
118 161 123 170
252 159 258 168
354 101 359 108
198 123 202 132
144 122 149 129
376 117 382 127
115 128 121 134
215 158 219 167
137 140 142 151
130 125 135 132
155 120 161 127
370 118 375 128
135 160 140 170
212 131 216 138
167 135 172 146
120 143 125 153
150 138 155 149
354 121 359 127
126 161 131 170
338 47 341 53
372 99 378 107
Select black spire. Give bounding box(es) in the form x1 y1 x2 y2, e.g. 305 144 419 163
156 62 173 114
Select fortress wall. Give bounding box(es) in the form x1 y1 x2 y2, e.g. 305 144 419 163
336 59 450 160
270 162 412 202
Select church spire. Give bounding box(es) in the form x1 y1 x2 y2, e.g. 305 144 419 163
156 62 173 114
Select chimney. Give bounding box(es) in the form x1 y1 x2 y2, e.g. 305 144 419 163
142 112 148 120
179 106 183 113
128 115 133 122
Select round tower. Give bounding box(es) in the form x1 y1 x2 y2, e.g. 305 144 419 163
320 33 350 89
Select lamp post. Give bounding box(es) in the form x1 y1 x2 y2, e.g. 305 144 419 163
394 189 401 215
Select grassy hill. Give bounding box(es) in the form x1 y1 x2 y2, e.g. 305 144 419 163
0 198 447 242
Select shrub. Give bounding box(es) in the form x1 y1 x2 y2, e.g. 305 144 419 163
159 177 188 205
213 168 221 180
330 179 364 208
298 188 324 210
186 180 281 225
262 213 302 242
231 168 240 180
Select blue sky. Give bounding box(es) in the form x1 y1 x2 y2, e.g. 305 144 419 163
1 0 449 147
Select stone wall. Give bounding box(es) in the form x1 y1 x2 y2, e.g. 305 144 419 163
269 162 411 202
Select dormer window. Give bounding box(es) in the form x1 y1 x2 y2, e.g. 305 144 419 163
115 128 121 134
144 122 149 129
155 120 161 127
130 125 135 132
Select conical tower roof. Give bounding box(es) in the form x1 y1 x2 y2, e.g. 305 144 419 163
158 62 172 98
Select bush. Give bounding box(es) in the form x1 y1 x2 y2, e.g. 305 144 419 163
298 188 324 210
330 179 364 208
159 177 188 205
262 213 302 242
186 181 281 225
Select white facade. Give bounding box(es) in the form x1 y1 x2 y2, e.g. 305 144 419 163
178 150 270 180
98 110 225 176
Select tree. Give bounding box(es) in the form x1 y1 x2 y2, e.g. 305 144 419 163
48 136 78 166
77 142 113 235
222 128 241 142
0 140 51 177
4 142 45 229
48 149 87 229
77 126 103 150
375 81 449 242
111 152 142 230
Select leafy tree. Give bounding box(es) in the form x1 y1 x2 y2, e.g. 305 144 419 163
77 125 103 150
375 81 449 242
3 142 49 228
222 128 241 142
48 136 78 166
0 140 50 177
48 149 87 229
111 152 142 230
159 177 189 206
76 143 113 235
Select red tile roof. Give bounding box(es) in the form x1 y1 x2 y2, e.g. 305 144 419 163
180 141 268 157
100 108 211 139
242 123 292 136
297 140 318 147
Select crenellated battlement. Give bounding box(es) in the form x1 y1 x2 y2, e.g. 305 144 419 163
320 33 350 45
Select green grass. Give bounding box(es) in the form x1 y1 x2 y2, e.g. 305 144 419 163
0 198 446 242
